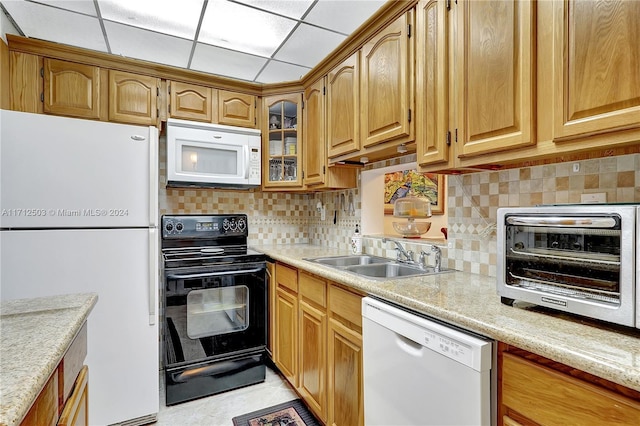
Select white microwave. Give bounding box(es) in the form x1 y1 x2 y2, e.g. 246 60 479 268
167 119 261 189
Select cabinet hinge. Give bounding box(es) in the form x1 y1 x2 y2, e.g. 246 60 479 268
302 100 305 109
407 24 411 38
168 105 171 113
40 67 44 78
167 83 170 94
408 109 412 122
446 131 451 146
302 170 305 179
157 87 160 96
40 92 44 102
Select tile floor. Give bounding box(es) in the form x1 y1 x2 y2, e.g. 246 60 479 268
156 366 298 425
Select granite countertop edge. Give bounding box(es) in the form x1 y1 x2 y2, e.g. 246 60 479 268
0 293 98 426
255 244 640 393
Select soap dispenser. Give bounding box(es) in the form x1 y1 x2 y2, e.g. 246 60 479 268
350 224 363 255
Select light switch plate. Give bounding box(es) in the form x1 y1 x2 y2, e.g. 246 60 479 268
581 193 607 203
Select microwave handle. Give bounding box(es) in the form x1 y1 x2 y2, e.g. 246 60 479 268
506 216 617 228
244 145 250 180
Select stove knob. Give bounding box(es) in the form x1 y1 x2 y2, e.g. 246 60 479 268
165 222 174 233
229 219 237 231
237 218 246 232
175 222 184 233
223 219 230 231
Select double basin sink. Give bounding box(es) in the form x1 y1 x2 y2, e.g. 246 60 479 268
305 254 452 280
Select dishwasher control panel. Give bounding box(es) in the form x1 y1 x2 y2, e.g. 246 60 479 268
424 330 473 366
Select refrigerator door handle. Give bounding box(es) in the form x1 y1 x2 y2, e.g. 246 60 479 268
148 228 158 325
148 126 159 228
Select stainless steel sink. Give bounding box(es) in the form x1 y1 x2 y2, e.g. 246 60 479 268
309 255 389 267
305 255 453 280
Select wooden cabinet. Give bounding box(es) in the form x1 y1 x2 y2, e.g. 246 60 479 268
417 0 535 169
168 81 213 122
21 323 89 426
43 59 102 120
415 0 451 167
455 0 536 158
303 78 358 189
217 90 256 128
273 263 299 386
327 284 363 426
498 343 640 426
298 271 328 422
57 366 88 426
551 0 640 142
263 94 304 189
327 53 360 158
9 52 42 114
108 70 159 126
270 264 364 426
360 11 414 149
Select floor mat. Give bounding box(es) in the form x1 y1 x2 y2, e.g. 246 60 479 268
231 399 320 426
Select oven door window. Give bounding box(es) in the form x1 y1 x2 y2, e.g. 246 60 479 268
186 286 249 339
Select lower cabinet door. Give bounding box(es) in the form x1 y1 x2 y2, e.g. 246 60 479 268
58 366 88 426
327 319 363 426
299 300 327 422
274 288 298 387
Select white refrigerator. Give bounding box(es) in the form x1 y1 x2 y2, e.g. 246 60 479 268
0 110 159 425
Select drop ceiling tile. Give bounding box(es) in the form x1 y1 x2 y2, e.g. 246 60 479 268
29 0 98 16
104 21 193 68
98 0 203 39
191 42 268 82
235 0 313 20
274 23 346 68
199 0 296 57
304 0 386 34
1 1 107 51
256 60 310 84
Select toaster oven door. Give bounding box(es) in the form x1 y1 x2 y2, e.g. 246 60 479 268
497 206 637 327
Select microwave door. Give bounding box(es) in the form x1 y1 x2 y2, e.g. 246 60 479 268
170 139 246 185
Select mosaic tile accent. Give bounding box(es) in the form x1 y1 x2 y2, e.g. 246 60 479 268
446 153 640 277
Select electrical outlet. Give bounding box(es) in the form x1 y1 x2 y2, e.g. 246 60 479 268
581 193 607 203
572 163 580 173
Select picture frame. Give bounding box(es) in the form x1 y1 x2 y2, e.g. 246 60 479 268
384 170 445 215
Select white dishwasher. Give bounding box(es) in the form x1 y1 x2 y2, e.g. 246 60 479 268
362 297 494 426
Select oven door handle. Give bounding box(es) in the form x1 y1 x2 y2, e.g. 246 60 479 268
506 216 617 228
166 267 264 279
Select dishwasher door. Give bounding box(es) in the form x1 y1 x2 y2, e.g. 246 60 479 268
362 297 493 426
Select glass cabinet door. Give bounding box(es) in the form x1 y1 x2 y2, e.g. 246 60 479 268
263 94 303 188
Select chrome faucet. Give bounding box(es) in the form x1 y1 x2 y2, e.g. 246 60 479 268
431 245 442 272
382 238 414 263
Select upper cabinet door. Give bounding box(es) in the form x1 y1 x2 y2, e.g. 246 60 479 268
108 70 159 126
44 58 101 120
304 78 326 186
360 11 413 148
327 53 360 158
169 81 213 122
415 0 450 167
217 90 256 128
553 0 640 141
456 0 536 158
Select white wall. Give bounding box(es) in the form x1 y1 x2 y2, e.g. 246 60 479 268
361 162 448 240
1 8 19 43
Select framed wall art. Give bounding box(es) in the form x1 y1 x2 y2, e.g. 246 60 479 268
384 170 444 215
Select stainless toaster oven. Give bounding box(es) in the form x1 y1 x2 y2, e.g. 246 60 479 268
497 205 638 328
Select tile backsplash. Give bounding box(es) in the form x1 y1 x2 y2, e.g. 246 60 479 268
159 133 639 277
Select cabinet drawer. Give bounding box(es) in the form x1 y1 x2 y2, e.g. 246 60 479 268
502 353 640 425
299 272 327 308
328 284 362 328
276 263 298 293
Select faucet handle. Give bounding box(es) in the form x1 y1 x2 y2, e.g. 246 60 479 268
418 250 430 268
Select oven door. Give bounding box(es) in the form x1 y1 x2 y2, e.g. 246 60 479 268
163 262 266 368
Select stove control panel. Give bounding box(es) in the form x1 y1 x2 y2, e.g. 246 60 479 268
162 214 248 239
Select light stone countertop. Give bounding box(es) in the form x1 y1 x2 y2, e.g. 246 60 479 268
0 293 98 426
254 244 640 393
